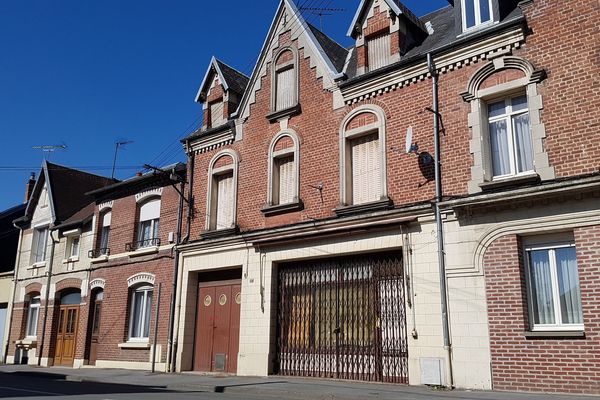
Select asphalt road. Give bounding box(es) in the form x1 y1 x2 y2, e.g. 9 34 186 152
0 372 268 400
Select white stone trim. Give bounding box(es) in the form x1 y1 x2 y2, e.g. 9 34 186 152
89 278 105 290
98 201 114 212
135 188 163 203
339 104 388 205
463 55 553 193
127 272 155 288
267 130 301 205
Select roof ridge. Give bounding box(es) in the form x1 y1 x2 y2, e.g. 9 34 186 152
305 21 348 54
44 161 115 182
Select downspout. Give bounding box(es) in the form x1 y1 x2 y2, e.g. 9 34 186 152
170 146 194 372
37 228 58 366
166 179 185 373
428 52 453 388
3 225 23 364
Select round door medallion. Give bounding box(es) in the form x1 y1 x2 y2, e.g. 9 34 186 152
219 294 227 306
235 292 241 304
203 295 212 307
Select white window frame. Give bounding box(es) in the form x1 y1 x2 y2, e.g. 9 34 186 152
68 235 80 261
99 210 111 254
267 130 301 206
461 0 494 32
206 149 239 231
26 295 41 338
524 242 584 332
270 46 299 113
339 105 388 206
487 94 533 180
128 285 153 341
31 226 49 264
137 198 161 248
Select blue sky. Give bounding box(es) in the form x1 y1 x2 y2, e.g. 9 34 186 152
0 0 447 211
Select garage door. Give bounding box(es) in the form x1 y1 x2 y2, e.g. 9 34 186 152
276 253 408 383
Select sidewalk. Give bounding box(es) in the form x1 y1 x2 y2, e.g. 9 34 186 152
0 364 596 400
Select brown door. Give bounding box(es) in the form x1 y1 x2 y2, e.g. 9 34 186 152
88 295 103 365
55 305 79 366
194 281 241 373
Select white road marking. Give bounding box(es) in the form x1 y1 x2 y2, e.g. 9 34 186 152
0 384 64 395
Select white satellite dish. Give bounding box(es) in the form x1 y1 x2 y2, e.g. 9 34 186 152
405 126 414 154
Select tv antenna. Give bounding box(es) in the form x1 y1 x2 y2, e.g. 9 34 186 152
112 140 134 179
32 144 68 160
299 7 346 31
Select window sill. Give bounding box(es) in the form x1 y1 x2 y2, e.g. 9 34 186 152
479 174 540 191
128 246 159 258
30 261 46 269
334 197 394 218
90 255 109 264
62 257 79 264
118 341 151 349
266 104 301 122
261 200 304 217
524 331 585 339
200 226 239 241
16 338 37 348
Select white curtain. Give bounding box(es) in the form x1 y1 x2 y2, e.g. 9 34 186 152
489 120 510 177
216 173 234 229
529 250 555 325
513 113 534 173
556 247 583 324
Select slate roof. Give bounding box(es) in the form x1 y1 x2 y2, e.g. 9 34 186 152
215 59 250 95
390 0 428 33
54 202 95 231
307 22 349 73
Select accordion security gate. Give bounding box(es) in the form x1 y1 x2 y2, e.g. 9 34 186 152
276 253 408 383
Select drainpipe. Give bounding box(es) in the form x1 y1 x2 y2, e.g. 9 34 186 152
166 179 185 372
3 225 23 364
428 53 453 388
37 229 58 367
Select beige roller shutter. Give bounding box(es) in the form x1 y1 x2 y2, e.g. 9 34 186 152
277 156 295 204
210 101 225 128
367 33 391 71
351 134 380 205
276 67 295 111
216 173 234 229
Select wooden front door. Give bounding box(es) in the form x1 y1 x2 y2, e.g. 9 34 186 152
194 281 241 373
88 295 103 365
55 305 79 366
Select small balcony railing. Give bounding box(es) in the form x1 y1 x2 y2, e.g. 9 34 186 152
88 248 110 258
126 238 161 252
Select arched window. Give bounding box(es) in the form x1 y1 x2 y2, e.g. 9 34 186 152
206 150 239 231
264 130 301 214
137 198 161 248
270 47 299 116
339 105 388 207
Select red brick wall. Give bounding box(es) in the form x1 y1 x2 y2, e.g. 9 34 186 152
484 227 600 394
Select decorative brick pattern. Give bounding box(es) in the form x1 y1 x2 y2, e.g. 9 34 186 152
484 227 600 394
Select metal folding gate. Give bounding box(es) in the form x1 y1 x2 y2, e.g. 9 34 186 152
276 253 408 383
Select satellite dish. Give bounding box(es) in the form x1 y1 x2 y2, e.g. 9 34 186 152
405 126 413 154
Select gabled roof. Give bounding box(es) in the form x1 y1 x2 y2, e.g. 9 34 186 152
233 0 347 119
22 161 116 226
306 22 349 73
347 0 428 38
194 56 250 103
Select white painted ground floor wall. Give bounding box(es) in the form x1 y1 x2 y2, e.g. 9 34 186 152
175 215 493 390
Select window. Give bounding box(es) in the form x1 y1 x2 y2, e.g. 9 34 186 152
266 131 301 210
525 242 583 331
209 100 225 128
99 211 111 255
367 33 391 72
462 0 493 31
26 295 41 337
31 227 49 264
339 106 388 207
487 95 533 179
40 186 48 208
138 199 160 248
206 150 239 232
271 48 299 114
68 236 80 259
128 286 153 340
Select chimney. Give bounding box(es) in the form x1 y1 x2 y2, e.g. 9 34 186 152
24 172 36 203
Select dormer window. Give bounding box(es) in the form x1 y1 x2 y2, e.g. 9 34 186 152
209 100 225 128
366 32 391 72
462 0 493 31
